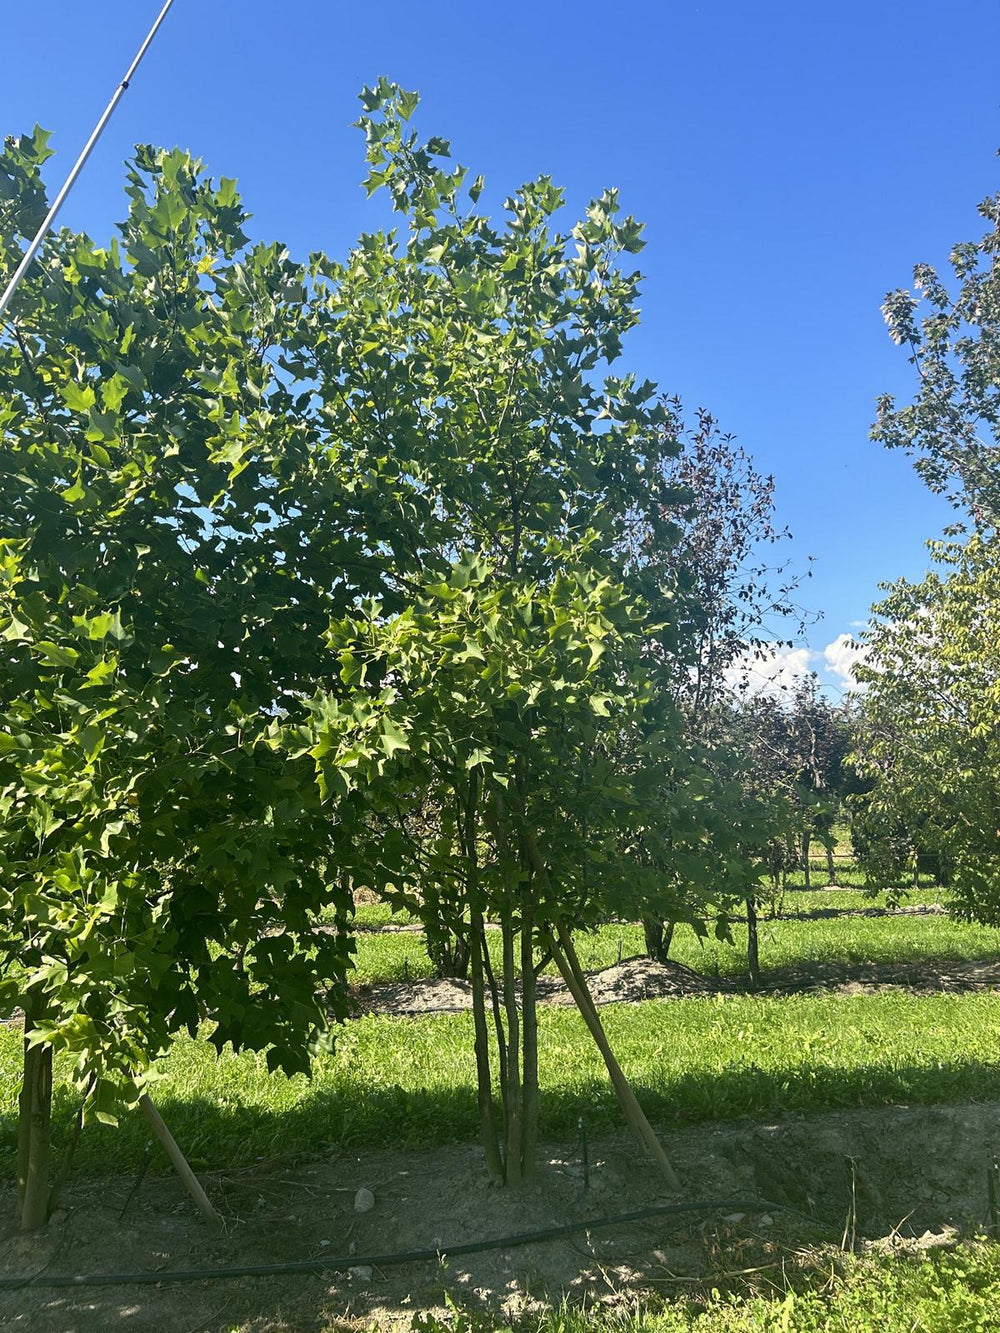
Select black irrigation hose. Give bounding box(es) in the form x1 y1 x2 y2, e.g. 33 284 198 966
1 1196 814 1290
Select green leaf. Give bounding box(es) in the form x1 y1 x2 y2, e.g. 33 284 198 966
60 382 96 413
379 722 409 759
35 641 79 668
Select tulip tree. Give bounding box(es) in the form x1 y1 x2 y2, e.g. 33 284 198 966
0 130 359 1228
309 553 760 1184
302 87 770 1183
299 82 693 982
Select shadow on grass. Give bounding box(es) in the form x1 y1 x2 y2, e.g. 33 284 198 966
4 1054 1000 1183
748 956 1000 995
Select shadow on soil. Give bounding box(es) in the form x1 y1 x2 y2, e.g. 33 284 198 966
2 1096 1000 1333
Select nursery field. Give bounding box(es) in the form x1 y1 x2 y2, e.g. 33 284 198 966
5 873 1000 1332
349 884 992 987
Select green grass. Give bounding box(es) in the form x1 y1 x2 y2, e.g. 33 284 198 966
351 899 420 929
5 990 1000 1180
352 927 436 982
784 866 870 889
350 908 1000 986
666 913 1000 977
770 885 950 913
404 1241 1000 1333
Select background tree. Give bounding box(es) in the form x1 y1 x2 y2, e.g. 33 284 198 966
853 535 1000 921
633 404 810 963
875 171 1000 525
863 159 1000 908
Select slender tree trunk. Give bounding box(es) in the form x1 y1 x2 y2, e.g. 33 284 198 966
47 1083 90 1218
16 1030 33 1213
520 893 538 1184
501 911 522 1185
642 915 675 963
465 774 503 1182
547 923 681 1191
745 895 760 987
826 840 836 886
802 830 812 889
470 910 503 1181
480 933 509 1137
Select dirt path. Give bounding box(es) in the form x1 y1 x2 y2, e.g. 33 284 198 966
1 1100 992 1332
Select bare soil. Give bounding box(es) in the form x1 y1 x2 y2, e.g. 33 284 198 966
351 954 1000 1018
2 1100 996 1333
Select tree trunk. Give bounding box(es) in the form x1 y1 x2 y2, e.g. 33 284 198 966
802 830 812 889
47 1085 89 1218
465 774 503 1181
642 915 675 963
826 840 836 886
520 894 538 1184
745 895 760 987
426 926 470 980
500 911 522 1185
470 910 503 1181
547 923 681 1191
16 1030 33 1213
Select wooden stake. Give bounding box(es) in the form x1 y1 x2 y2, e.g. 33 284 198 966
138 1094 224 1230
19 1044 53 1231
520 829 681 1191
547 923 681 1191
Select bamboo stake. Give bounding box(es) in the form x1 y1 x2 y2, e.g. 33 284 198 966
138 1094 223 1230
520 828 681 1190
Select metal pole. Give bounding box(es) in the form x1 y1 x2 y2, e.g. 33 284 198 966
0 0 177 322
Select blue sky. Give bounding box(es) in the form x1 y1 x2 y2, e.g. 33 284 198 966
5 0 999 694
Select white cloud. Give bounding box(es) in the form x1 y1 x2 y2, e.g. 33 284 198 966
723 643 816 699
822 633 869 691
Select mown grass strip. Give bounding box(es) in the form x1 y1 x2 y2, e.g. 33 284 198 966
2 991 1000 1179
350 909 1000 985
775 885 949 912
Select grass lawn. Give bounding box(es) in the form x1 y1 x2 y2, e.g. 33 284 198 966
406 1241 1000 1332
350 907 1000 986
772 885 950 912
4 990 1000 1179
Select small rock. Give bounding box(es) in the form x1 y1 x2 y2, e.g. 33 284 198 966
348 1265 373 1281
759 1214 773 1227
354 1187 375 1214
723 1212 746 1223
